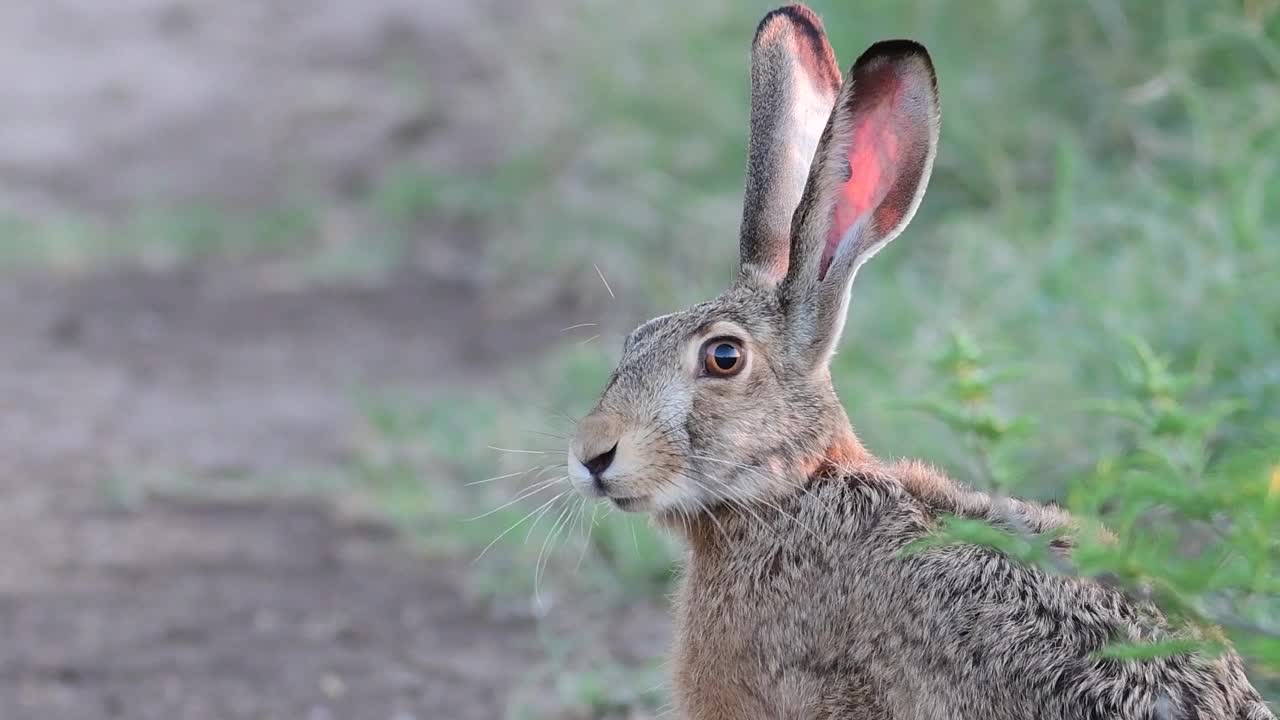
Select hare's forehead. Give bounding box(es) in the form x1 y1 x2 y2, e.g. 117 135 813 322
623 311 706 357
622 292 777 356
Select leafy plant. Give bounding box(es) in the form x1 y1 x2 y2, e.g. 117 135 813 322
913 331 1280 689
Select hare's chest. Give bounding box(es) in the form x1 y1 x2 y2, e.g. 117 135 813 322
670 563 842 719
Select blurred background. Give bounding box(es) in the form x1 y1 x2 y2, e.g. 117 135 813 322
0 1 1277 718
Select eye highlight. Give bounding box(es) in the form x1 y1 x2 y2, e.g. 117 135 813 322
702 338 745 377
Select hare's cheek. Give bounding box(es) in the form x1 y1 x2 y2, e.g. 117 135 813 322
654 384 695 432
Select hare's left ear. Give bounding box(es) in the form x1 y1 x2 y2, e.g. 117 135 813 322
738 6 842 288
782 40 940 364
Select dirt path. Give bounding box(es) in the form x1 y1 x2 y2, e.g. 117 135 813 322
0 268 580 720
0 2 669 717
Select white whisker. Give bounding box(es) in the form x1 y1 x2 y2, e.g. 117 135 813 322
465 475 566 521
473 490 569 564
560 322 598 332
523 489 565 544
575 500 600 572
535 497 577 605
487 445 566 455
465 464 560 487
526 429 569 441
593 263 615 299
545 408 581 427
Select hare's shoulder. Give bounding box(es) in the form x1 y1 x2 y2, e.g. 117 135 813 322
871 458 1077 541
812 459 1080 558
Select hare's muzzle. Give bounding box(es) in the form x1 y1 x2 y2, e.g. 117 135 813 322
569 412 625 498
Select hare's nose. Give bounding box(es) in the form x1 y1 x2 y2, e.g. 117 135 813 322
582 442 617 477
572 413 624 479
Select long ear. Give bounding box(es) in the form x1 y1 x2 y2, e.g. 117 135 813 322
738 5 841 288
781 40 939 363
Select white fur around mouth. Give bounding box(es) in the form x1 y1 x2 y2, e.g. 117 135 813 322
566 453 601 495
567 452 590 482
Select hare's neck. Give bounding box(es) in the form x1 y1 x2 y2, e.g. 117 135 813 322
675 421 868 552
813 410 866 471
807 392 867 468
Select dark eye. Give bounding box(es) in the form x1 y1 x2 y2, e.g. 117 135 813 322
702 338 745 377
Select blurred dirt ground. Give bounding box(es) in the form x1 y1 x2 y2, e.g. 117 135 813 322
0 270 579 720
0 2 660 719
0 0 538 215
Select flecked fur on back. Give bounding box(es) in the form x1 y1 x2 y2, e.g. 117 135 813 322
673 459 1271 719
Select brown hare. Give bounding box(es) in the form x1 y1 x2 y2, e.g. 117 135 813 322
566 4 1275 719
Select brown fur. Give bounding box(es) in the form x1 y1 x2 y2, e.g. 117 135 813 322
671 461 1270 719
740 5 841 286
567 5 1274 718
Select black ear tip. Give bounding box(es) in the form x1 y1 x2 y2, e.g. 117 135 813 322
853 39 937 85
753 4 841 93
855 39 934 70
754 4 825 48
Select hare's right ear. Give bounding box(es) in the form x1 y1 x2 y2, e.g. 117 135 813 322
738 5 842 288
781 40 940 366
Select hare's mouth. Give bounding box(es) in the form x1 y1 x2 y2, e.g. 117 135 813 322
609 495 648 512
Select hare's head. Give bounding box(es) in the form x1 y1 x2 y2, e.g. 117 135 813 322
570 5 939 518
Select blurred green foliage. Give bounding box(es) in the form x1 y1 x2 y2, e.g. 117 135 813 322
917 333 1280 693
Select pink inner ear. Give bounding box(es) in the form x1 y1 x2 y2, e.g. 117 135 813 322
819 74 904 280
